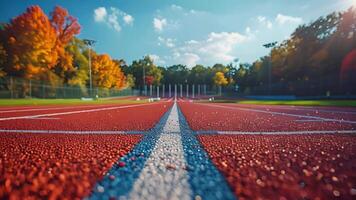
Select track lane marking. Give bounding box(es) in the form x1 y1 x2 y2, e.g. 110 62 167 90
0 129 146 134
0 103 159 121
127 103 192 200
236 104 356 115
0 104 113 113
199 103 356 124
89 102 235 199
196 130 356 134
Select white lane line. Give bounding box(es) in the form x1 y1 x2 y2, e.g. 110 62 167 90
253 105 356 115
25 117 60 120
0 129 145 134
200 103 356 124
0 104 110 113
196 130 356 134
295 119 325 122
128 103 192 200
0 104 150 121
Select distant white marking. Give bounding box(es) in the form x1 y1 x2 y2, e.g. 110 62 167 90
264 105 356 115
196 130 356 134
0 129 145 134
0 104 151 121
127 103 191 200
0 104 109 113
201 103 356 124
294 119 325 122
26 117 60 120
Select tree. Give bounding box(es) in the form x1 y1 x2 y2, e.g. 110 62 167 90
91 53 125 89
50 6 81 82
66 38 89 89
213 71 228 86
0 42 7 77
1 6 58 80
125 74 135 88
128 56 162 88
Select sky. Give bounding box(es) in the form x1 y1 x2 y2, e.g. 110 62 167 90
0 0 355 67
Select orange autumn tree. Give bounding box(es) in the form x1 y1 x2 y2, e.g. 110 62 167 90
50 6 80 80
1 6 58 80
91 53 126 89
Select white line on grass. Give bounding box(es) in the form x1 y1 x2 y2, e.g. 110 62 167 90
0 104 151 121
201 103 356 124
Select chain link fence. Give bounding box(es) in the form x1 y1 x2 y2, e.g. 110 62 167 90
0 76 139 99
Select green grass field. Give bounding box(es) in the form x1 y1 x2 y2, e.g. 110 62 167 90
0 97 148 106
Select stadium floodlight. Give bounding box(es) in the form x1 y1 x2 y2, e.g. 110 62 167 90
263 41 278 95
83 39 96 98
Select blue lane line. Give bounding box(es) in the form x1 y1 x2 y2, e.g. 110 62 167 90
87 107 172 200
177 106 237 200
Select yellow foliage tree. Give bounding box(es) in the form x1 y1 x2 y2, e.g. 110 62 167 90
213 71 228 86
2 6 58 80
91 53 126 89
0 43 7 77
50 6 81 80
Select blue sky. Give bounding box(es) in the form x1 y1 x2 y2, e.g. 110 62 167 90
0 0 355 67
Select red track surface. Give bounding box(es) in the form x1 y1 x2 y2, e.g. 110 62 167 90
226 103 356 121
199 134 356 200
179 102 356 131
0 101 173 131
0 133 142 199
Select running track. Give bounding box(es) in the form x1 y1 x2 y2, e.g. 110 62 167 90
0 99 355 199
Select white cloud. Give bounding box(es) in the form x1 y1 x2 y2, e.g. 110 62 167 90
93 7 134 32
185 40 198 44
158 36 175 48
199 32 248 62
94 7 107 22
123 14 134 25
153 17 167 32
257 16 273 29
148 54 166 65
167 31 249 67
181 53 200 66
276 14 303 25
171 4 183 10
108 8 121 32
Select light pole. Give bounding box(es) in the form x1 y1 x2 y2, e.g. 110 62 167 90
263 41 277 95
83 39 96 97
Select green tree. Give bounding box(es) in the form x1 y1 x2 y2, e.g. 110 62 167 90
128 56 162 88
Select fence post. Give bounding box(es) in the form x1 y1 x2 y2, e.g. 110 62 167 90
29 79 32 98
180 84 182 97
10 77 13 99
157 86 159 98
198 84 200 97
192 84 195 98
63 86 66 98
169 84 171 97
174 84 177 100
42 84 45 98
186 84 189 98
